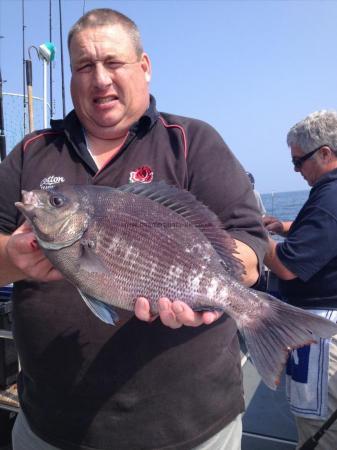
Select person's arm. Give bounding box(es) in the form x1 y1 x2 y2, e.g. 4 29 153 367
263 215 293 237
263 236 297 280
0 222 63 286
234 239 259 286
0 234 19 286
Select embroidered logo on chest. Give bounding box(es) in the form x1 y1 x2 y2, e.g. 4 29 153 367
40 175 65 190
129 166 153 183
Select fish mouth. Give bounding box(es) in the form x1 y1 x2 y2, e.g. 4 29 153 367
15 190 44 216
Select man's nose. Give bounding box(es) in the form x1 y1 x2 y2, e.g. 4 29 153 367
93 64 112 88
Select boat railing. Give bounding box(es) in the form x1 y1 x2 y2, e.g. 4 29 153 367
0 286 19 413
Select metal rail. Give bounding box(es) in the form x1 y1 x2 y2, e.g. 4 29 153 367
243 431 297 446
0 328 20 413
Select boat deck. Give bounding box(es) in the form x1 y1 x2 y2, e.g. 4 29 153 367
242 358 298 449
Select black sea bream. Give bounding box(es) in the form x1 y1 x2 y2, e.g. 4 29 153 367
16 182 337 389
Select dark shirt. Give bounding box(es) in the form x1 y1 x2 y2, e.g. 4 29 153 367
277 168 337 309
0 96 266 449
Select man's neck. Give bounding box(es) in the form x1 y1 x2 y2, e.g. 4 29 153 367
85 132 128 170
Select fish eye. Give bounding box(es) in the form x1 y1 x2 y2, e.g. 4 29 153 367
49 194 65 208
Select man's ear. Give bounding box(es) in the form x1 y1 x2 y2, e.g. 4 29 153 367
321 146 333 162
141 53 152 83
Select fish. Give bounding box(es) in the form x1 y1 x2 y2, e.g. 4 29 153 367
15 181 337 390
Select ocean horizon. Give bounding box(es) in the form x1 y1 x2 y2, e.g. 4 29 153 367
261 189 309 221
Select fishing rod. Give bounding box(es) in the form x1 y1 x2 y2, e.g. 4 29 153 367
59 0 66 117
299 407 337 449
49 0 54 119
38 43 55 128
26 40 55 132
26 46 39 132
0 69 6 161
22 0 27 135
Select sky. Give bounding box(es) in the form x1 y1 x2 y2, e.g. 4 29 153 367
1 0 337 194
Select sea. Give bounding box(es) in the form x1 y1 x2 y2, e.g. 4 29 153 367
261 189 309 221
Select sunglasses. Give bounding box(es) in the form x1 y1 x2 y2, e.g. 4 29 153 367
292 145 326 169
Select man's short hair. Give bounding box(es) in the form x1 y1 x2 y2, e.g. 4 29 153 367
287 110 337 154
68 8 143 57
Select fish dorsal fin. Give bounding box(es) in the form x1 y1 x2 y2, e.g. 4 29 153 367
77 289 120 325
118 181 245 280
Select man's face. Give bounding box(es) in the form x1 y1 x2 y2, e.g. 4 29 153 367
291 145 325 187
69 25 151 140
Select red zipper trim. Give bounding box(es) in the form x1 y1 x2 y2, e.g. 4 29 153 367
23 131 63 153
159 116 188 160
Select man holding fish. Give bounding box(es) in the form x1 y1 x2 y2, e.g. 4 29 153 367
0 8 335 450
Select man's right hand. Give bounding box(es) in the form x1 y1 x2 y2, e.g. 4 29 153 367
1 222 63 284
135 297 223 329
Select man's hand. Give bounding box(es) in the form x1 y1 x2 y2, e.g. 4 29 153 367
135 297 223 329
262 215 285 235
1 222 63 284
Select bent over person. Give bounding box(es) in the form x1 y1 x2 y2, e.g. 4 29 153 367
0 9 267 450
264 110 337 450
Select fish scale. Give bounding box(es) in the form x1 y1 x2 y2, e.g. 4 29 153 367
84 211 222 310
85 200 219 299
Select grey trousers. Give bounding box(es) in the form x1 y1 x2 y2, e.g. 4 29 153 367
12 411 242 450
295 336 337 450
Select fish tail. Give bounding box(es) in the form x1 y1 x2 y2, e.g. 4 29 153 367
238 291 337 390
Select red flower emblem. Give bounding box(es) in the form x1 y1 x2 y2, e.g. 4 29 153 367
129 166 154 183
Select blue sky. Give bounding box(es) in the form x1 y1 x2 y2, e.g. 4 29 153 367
1 0 337 193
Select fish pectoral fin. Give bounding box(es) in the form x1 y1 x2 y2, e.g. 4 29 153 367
79 242 110 275
77 289 120 325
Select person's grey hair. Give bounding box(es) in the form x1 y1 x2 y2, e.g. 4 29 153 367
67 8 143 57
287 110 337 154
